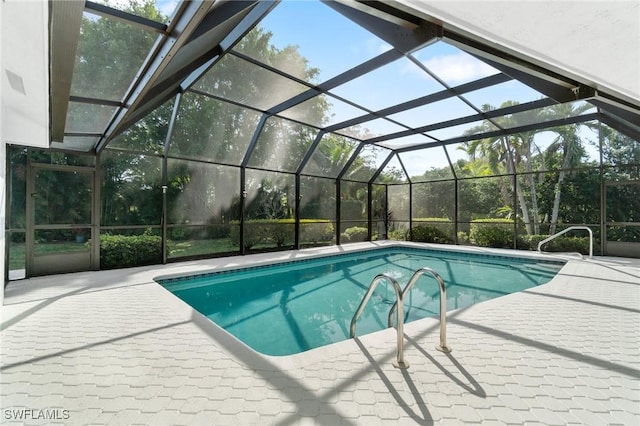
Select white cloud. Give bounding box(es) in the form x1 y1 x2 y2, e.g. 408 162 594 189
155 0 179 17
363 37 392 56
422 53 498 84
97 0 179 18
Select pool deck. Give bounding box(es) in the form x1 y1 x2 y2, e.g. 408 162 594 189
2 241 639 425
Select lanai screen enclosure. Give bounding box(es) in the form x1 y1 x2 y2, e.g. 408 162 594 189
4 0 640 278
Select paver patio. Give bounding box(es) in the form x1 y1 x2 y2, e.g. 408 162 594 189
2 242 639 425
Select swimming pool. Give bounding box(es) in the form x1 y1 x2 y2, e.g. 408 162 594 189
159 247 564 356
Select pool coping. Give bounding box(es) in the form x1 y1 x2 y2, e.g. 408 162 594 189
153 240 569 282
155 243 566 285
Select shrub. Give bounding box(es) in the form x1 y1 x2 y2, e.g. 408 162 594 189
169 227 187 241
518 234 590 254
100 234 162 269
341 226 368 242
207 224 231 239
229 221 268 250
263 220 294 247
411 225 452 244
607 226 640 242
227 219 334 248
411 218 453 238
300 221 334 244
388 228 409 241
10 232 25 243
457 232 470 245
228 225 240 248
470 219 514 248
549 236 590 253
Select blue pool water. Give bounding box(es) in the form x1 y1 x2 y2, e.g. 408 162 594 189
159 247 564 356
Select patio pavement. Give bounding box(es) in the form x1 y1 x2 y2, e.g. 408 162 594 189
1 242 639 425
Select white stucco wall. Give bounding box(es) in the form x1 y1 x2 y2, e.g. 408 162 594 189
1 0 50 148
395 0 640 105
0 138 5 304
1 0 49 295
1 0 5 300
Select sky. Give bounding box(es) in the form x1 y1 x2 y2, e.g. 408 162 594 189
94 0 179 21
154 0 179 18
250 0 556 174
98 0 598 177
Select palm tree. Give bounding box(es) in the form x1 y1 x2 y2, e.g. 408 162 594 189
461 102 549 234
543 102 594 234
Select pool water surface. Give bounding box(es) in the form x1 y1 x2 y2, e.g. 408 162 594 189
159 247 564 356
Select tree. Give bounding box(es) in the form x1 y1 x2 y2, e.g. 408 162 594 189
72 1 163 100
170 25 329 226
460 102 538 233
598 125 640 179
542 103 593 234
460 101 594 235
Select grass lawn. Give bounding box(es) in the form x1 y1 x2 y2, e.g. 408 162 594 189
8 237 333 271
9 243 26 270
168 238 239 258
9 241 89 270
9 239 240 270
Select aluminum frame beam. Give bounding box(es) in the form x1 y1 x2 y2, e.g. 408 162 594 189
49 0 85 143
475 54 596 104
369 150 396 183
267 49 404 116
180 1 279 92
443 29 583 97
395 112 601 154
69 96 123 108
84 1 168 33
367 97 557 144
598 111 640 143
100 0 273 152
590 96 640 130
327 1 441 54
325 73 512 133
96 0 220 152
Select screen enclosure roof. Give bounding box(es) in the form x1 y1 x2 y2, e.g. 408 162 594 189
48 0 640 163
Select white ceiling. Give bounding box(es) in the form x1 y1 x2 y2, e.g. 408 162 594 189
394 0 640 106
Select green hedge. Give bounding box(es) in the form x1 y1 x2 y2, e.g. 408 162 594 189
464 219 591 254
341 226 368 242
412 218 453 236
411 225 453 244
169 224 230 241
469 219 514 248
607 226 640 242
518 234 590 254
413 217 452 221
388 228 409 241
411 218 453 243
100 234 162 269
300 221 334 245
230 219 334 250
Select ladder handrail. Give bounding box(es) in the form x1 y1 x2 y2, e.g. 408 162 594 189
388 267 451 353
537 226 593 259
350 273 408 368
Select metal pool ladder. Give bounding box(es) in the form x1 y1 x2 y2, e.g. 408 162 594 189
537 226 593 259
350 273 408 368
350 267 451 370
